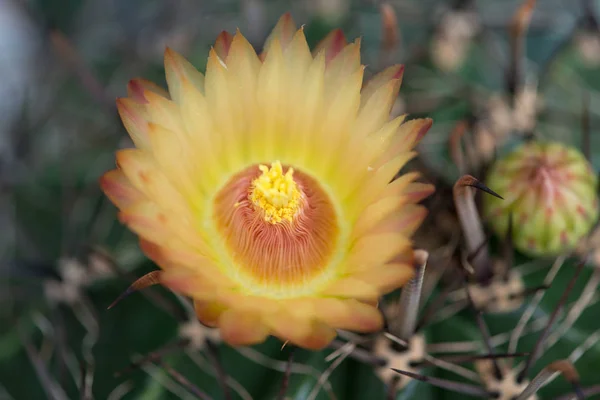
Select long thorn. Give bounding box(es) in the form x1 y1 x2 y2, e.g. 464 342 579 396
463 284 502 380
159 362 212 400
396 250 429 341
556 384 600 400
433 352 529 364
546 267 600 351
329 339 387 367
391 368 495 397
509 255 566 355
515 360 580 400
114 338 190 377
517 260 586 382
416 278 461 332
205 339 231 400
276 348 295 400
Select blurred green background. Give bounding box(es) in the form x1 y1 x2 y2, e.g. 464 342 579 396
2 0 600 399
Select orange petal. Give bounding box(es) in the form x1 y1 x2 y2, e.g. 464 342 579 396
193 299 227 328
321 277 380 301
218 293 281 315
346 233 412 273
266 312 336 350
354 263 414 293
379 172 420 198
219 309 270 346
127 78 170 104
118 202 170 244
371 204 428 236
312 29 347 63
116 97 149 148
404 182 435 203
351 195 410 240
313 298 383 332
138 238 214 272
99 169 144 209
214 31 234 60
159 269 225 300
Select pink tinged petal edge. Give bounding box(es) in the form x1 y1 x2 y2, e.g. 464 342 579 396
214 31 234 61
99 169 145 209
127 78 170 104
313 29 348 64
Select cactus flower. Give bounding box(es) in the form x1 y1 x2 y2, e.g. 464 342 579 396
100 13 433 349
484 141 599 256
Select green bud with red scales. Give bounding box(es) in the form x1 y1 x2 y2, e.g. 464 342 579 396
484 140 599 256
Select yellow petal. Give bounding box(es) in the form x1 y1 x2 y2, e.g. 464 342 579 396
361 65 404 106
266 311 336 350
164 47 205 103
116 98 149 148
346 233 412 273
99 169 144 209
194 299 227 328
313 298 383 332
219 309 270 346
376 118 432 167
355 263 414 293
261 13 297 59
127 78 170 103
321 277 380 301
312 29 347 63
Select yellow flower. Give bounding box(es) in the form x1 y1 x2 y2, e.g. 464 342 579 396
101 13 433 349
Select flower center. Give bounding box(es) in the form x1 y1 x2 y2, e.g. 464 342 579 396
212 163 340 297
249 161 302 223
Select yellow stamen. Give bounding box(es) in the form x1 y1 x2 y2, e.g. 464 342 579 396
250 161 302 223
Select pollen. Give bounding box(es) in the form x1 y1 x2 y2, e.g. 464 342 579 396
249 161 302 223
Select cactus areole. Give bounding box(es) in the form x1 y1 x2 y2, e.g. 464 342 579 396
483 141 599 257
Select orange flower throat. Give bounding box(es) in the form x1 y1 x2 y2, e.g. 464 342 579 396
214 163 339 295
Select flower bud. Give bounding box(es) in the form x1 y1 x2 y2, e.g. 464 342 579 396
484 141 599 256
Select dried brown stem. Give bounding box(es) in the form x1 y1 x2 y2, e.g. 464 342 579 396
49 30 114 112
507 0 536 96
582 91 591 162
453 175 502 283
380 3 399 52
449 121 469 175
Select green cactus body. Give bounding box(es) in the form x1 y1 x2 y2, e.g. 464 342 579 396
484 141 599 256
